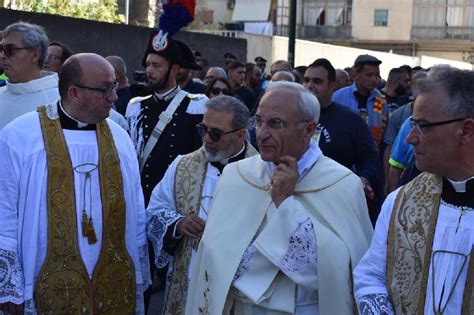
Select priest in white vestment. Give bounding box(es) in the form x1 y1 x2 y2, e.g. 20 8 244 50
147 95 257 314
186 81 374 315
0 54 150 314
354 68 474 314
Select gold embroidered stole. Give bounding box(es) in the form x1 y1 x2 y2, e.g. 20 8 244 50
35 106 136 314
164 147 208 315
164 144 257 315
386 172 474 314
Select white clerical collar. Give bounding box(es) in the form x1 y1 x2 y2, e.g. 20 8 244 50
264 140 322 182
447 176 474 193
153 85 180 102
59 101 90 128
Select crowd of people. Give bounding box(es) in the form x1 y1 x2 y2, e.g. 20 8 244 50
0 20 473 315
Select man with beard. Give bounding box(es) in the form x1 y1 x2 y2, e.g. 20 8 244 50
146 95 257 314
126 29 208 312
126 30 208 205
381 67 411 115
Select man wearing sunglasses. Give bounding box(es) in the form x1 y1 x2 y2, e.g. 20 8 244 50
0 53 150 314
354 68 474 314
146 95 257 314
187 82 373 314
0 22 60 130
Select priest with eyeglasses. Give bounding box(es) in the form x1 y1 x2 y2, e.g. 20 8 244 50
354 68 474 314
146 95 257 314
0 53 150 314
186 81 373 314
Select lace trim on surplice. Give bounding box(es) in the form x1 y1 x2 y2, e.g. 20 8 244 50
279 218 317 274
146 207 183 268
0 249 24 305
233 244 256 283
358 294 395 315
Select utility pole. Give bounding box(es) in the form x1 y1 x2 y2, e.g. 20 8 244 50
288 0 297 67
125 0 129 24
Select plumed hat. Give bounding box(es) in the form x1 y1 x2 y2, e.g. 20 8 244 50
142 0 200 70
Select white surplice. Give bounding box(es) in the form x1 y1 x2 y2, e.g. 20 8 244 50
354 179 474 315
186 141 373 315
146 154 221 276
0 73 60 130
0 108 151 314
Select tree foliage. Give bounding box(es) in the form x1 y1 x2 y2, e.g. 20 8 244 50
15 0 124 23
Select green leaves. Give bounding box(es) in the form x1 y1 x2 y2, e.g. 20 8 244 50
16 0 124 24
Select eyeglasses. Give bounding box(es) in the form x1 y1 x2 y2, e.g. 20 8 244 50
46 53 62 62
410 117 465 135
249 116 309 130
0 43 32 58
196 123 241 142
210 87 231 95
74 81 119 98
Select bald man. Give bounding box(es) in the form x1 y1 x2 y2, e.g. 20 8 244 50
0 53 150 314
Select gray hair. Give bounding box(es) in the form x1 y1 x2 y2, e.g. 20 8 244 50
106 55 127 76
415 68 474 119
205 95 250 129
2 22 49 67
206 67 227 79
265 81 320 123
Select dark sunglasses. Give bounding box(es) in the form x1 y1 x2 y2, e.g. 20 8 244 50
0 43 32 58
210 87 231 95
196 123 241 142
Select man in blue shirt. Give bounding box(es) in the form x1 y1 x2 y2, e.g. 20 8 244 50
333 54 388 149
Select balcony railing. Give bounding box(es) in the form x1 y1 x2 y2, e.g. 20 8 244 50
412 26 474 40
275 25 352 39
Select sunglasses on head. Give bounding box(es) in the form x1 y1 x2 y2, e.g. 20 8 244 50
0 43 32 58
210 87 231 95
196 123 241 142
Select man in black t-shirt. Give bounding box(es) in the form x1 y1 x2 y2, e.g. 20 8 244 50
303 58 382 222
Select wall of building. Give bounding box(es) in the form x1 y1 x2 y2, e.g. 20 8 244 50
271 35 471 78
352 0 413 41
197 0 231 25
0 9 247 80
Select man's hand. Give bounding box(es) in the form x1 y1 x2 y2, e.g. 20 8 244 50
176 213 205 239
271 156 299 207
0 302 24 315
360 176 375 200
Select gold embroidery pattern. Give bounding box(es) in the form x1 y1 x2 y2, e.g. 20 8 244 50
165 147 207 315
387 173 442 314
35 107 136 314
91 122 136 314
164 144 257 315
35 107 93 314
198 270 212 315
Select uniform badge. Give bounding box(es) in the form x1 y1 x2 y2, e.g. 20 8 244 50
152 30 169 52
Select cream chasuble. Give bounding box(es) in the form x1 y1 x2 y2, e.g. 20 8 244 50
185 153 373 315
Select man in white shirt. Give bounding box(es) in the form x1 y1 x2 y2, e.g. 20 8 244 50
0 53 150 315
147 95 257 314
186 81 373 314
0 22 60 130
354 68 474 314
